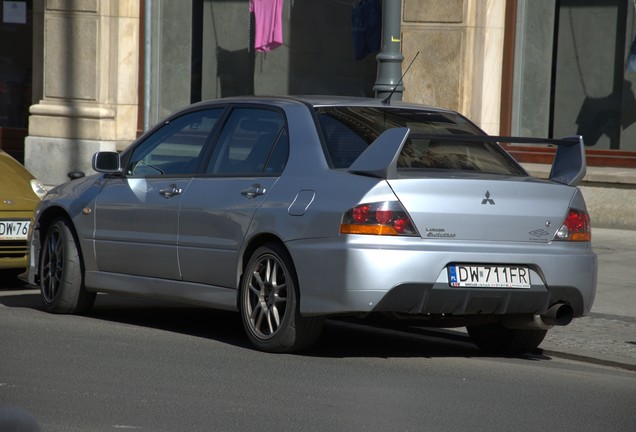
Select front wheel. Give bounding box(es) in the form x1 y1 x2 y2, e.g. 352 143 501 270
240 243 323 353
39 218 96 314
467 322 547 356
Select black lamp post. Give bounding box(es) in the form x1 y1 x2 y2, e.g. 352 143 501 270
373 0 404 101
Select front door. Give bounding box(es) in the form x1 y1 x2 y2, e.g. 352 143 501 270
94 108 223 279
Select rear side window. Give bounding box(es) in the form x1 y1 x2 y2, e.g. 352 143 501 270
317 107 524 175
206 108 288 176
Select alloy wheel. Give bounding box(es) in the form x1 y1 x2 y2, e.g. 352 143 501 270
41 225 64 304
244 253 289 340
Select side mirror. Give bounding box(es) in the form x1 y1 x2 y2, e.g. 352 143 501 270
92 151 121 174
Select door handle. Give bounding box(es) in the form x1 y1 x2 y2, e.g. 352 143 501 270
159 184 183 198
241 184 267 199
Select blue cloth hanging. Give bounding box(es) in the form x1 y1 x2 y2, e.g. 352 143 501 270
627 36 636 72
352 0 381 61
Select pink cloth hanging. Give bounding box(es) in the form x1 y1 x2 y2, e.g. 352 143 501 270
250 0 284 52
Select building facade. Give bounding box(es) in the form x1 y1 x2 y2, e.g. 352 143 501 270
0 0 634 226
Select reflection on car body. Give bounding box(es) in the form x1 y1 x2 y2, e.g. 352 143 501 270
26 96 597 355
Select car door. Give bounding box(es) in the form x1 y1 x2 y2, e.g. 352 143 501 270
93 108 223 279
178 106 289 288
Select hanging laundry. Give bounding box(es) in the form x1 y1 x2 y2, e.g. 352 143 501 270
628 1 636 72
352 0 381 60
627 37 636 72
250 0 284 52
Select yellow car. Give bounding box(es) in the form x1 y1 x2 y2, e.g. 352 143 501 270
0 150 47 271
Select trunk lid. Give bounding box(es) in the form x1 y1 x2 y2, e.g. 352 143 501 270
387 174 575 243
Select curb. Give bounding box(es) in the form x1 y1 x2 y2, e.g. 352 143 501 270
538 349 636 372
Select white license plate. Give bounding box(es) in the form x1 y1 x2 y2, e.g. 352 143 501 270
0 220 30 240
448 264 530 289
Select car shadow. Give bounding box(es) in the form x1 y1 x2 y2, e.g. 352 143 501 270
0 289 550 362
0 269 28 289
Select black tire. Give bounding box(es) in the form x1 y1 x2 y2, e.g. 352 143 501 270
467 322 547 356
240 243 323 353
39 218 96 314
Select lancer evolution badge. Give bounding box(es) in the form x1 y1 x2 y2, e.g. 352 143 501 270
481 191 495 205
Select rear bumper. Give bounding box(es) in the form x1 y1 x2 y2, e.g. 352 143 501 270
287 236 597 318
0 242 28 270
0 256 27 270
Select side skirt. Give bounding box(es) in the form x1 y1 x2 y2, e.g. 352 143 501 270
84 271 238 311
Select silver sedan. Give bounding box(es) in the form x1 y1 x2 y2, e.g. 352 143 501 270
26 96 597 354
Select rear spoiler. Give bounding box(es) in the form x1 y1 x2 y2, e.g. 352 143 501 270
348 128 586 186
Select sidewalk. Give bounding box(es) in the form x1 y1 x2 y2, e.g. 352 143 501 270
539 228 636 370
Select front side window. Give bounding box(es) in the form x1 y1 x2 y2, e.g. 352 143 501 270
206 107 287 176
317 107 524 175
126 109 223 176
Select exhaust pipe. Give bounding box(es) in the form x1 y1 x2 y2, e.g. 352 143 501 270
503 303 574 330
541 303 574 327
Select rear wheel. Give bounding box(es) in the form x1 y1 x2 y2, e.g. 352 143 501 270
467 322 547 356
40 218 95 314
240 243 323 353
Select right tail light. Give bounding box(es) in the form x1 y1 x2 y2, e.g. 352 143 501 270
554 208 591 241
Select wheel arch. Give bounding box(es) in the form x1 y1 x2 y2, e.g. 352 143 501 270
35 206 85 280
236 233 290 307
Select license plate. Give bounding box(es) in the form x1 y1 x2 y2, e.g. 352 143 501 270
448 264 530 289
0 220 30 240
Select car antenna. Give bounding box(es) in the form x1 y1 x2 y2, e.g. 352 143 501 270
382 51 420 106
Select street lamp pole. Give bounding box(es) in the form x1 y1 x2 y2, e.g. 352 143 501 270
373 0 404 102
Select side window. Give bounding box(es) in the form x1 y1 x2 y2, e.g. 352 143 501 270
264 128 289 175
126 109 223 176
207 108 286 175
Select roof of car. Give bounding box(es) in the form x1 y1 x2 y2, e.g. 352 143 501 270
190 95 455 114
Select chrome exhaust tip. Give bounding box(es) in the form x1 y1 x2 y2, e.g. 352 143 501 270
502 303 574 330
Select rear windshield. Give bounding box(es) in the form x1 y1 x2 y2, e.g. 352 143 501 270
317 107 524 175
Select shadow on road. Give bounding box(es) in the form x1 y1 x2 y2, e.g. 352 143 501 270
0 269 28 289
0 288 550 362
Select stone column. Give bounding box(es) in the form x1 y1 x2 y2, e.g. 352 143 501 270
401 0 506 134
25 0 139 186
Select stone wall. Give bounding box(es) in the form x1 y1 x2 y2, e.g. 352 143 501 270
401 0 505 134
25 0 139 186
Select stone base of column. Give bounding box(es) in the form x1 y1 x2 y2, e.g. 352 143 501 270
25 136 117 187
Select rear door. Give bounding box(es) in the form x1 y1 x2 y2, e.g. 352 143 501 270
178 106 289 288
93 108 223 279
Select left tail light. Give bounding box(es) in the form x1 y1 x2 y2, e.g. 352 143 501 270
340 201 418 236
554 208 591 241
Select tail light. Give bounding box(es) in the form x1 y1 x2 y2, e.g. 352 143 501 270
554 208 591 241
340 201 418 236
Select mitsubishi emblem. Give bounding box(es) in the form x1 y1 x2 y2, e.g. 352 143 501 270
481 191 495 205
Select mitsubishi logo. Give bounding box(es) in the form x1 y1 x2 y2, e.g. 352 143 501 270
481 191 495 205
3 199 14 205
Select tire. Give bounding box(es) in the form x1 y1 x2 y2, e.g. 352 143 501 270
240 243 323 353
467 322 547 356
39 218 96 314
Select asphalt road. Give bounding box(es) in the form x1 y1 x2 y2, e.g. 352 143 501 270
1 277 634 432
